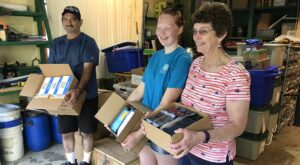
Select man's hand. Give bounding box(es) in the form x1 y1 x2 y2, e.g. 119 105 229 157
64 88 81 106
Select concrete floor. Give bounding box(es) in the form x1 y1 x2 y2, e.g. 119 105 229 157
1 126 300 165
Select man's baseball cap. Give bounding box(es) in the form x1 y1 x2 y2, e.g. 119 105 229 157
62 6 81 19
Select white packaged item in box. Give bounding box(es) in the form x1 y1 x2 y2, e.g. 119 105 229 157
47 77 62 96
52 76 73 98
36 77 53 98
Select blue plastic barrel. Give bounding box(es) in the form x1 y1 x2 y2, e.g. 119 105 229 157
50 115 62 144
23 111 51 152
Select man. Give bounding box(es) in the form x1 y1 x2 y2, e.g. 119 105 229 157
48 6 99 165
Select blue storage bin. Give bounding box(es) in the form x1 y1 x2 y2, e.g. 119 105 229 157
249 66 281 106
104 48 144 73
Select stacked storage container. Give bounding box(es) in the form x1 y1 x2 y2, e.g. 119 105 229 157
236 66 281 160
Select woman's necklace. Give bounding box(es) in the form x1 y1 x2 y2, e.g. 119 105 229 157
202 57 224 72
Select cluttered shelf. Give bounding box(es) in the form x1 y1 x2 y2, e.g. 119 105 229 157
0 41 50 46
255 5 298 12
0 86 22 96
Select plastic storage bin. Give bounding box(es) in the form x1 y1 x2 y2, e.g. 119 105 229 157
263 44 286 67
113 81 136 99
266 105 280 145
236 131 268 160
245 106 270 134
104 48 144 73
249 66 281 106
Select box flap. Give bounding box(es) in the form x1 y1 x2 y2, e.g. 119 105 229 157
26 98 61 110
98 89 113 93
39 64 74 77
93 138 138 163
20 74 44 97
95 92 127 125
128 101 152 114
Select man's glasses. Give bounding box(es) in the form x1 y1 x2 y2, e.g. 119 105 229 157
64 6 80 14
192 28 214 36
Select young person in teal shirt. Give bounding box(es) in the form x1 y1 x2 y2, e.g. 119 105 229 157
121 7 192 165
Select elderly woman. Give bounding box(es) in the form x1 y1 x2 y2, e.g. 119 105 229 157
169 2 250 165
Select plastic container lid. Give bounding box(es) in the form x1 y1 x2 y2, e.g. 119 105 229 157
22 110 46 118
239 130 269 141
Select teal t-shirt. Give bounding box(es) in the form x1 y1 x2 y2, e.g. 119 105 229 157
142 47 192 110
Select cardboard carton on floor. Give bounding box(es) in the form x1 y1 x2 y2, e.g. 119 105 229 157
142 102 212 155
95 92 151 153
75 89 113 160
92 138 139 165
75 122 111 161
20 64 86 116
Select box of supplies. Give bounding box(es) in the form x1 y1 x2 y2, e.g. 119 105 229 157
20 64 86 116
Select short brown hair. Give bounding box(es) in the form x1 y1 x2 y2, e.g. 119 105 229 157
192 2 232 38
160 6 184 27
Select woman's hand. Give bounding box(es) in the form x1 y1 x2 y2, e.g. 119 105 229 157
169 128 204 158
121 128 144 151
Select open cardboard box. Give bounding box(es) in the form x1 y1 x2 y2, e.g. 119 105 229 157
98 89 113 108
95 92 150 153
142 102 212 155
20 64 86 116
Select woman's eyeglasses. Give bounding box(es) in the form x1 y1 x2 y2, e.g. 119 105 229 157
192 29 214 36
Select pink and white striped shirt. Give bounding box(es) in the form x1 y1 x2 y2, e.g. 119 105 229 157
181 56 250 163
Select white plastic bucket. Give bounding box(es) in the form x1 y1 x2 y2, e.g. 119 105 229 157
0 124 24 162
0 104 21 122
0 104 23 162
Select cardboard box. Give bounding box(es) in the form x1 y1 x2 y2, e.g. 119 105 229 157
75 89 112 161
98 89 113 108
95 92 151 153
75 122 111 161
92 138 139 165
20 64 86 116
257 13 271 30
238 58 271 70
242 49 269 61
232 0 248 9
142 102 212 155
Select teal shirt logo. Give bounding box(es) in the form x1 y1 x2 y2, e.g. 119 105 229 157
161 64 169 74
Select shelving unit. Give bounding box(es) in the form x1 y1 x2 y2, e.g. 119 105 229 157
277 46 300 133
230 1 298 39
0 0 52 63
